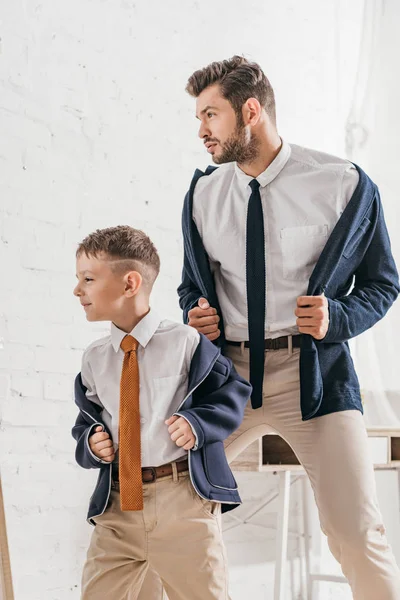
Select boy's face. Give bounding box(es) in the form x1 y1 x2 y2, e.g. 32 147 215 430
74 253 127 322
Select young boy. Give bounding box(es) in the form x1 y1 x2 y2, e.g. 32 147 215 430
71 225 251 600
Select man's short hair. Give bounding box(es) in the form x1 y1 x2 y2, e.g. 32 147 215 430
186 55 276 125
77 225 160 289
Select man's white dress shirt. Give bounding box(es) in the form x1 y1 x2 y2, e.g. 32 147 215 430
192 140 359 341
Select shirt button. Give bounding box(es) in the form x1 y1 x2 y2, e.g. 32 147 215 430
140 418 146 424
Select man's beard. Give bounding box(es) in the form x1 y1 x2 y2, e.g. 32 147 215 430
212 119 260 165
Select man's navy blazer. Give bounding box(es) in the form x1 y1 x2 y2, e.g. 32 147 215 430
72 333 251 524
178 164 400 421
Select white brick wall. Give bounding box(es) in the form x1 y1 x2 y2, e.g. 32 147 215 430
0 1 364 598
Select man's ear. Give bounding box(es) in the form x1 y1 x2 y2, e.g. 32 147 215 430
242 97 262 127
124 270 142 297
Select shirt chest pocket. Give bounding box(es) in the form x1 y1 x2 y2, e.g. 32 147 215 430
151 373 187 418
280 224 329 281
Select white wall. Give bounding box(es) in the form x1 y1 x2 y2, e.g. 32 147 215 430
0 1 364 598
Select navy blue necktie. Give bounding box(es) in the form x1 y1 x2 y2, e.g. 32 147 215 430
246 179 266 409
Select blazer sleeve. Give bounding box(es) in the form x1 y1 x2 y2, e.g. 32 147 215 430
174 354 251 449
322 190 400 343
71 362 112 469
72 411 109 469
177 263 203 324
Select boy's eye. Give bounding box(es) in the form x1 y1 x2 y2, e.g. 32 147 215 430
85 277 93 282
207 112 215 118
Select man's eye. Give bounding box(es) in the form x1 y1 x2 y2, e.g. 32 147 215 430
85 277 93 282
207 112 215 118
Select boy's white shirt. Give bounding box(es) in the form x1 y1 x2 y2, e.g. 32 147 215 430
81 308 200 467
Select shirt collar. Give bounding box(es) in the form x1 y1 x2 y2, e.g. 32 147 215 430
111 308 162 352
234 139 291 189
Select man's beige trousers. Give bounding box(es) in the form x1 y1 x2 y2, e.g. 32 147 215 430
138 346 400 600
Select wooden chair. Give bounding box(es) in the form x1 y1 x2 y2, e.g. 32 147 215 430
0 475 14 600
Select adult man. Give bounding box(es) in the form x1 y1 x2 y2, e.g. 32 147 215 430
177 55 400 599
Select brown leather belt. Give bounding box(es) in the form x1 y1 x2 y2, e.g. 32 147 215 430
112 459 189 486
226 334 302 351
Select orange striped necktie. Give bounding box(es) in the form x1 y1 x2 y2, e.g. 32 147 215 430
119 334 143 511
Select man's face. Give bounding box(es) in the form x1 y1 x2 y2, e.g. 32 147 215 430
73 253 126 322
196 84 259 164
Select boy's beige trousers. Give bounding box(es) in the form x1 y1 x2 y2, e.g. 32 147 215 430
81 470 229 600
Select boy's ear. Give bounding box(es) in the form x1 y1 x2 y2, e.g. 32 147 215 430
124 270 142 297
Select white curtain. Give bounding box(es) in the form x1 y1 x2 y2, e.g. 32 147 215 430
346 0 400 425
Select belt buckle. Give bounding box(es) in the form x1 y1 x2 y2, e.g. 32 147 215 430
269 337 281 351
142 467 157 483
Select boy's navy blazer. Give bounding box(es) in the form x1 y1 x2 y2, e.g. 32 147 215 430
178 164 400 420
72 333 251 524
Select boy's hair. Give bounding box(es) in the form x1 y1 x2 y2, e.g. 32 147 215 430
186 55 276 125
77 225 160 289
